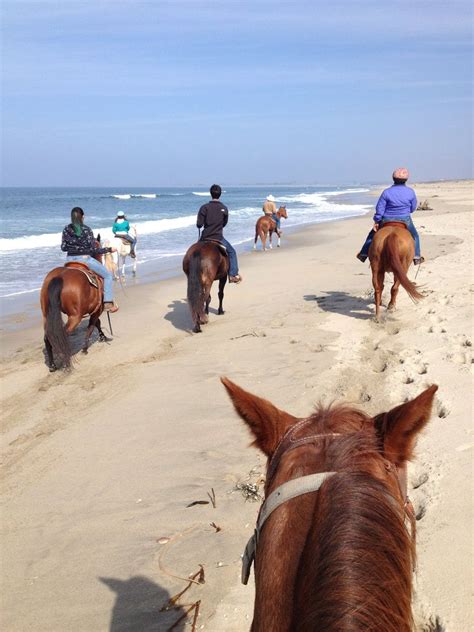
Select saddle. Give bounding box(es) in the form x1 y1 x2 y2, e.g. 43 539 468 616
382 221 408 229
114 234 131 246
202 239 228 256
64 261 100 289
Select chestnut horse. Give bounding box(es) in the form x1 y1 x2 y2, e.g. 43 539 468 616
254 206 288 251
182 241 228 333
222 377 438 632
369 222 423 321
40 240 110 371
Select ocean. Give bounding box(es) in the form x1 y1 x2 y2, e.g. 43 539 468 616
0 185 373 301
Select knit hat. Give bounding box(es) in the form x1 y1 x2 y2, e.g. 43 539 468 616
392 167 409 180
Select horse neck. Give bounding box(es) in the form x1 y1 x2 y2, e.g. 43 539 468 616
253 467 413 632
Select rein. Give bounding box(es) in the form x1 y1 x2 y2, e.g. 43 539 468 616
241 420 416 585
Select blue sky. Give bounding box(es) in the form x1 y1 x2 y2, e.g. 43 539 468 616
1 0 472 186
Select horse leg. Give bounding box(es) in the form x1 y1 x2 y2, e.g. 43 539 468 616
205 292 211 315
132 256 137 276
82 315 98 354
218 277 226 315
96 317 112 342
261 230 267 251
388 277 401 311
372 266 385 322
269 229 273 249
276 228 281 247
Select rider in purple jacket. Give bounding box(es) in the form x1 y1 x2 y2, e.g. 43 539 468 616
357 168 424 265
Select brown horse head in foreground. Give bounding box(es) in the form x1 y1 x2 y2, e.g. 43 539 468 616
182 241 228 333
254 206 288 251
369 223 423 321
222 377 438 632
40 240 110 371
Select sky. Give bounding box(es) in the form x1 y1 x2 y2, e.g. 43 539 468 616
1 0 472 186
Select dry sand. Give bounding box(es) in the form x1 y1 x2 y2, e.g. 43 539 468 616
1 180 472 631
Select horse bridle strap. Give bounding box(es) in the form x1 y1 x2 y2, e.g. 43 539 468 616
241 471 336 585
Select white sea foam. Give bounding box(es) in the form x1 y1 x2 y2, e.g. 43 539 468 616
1 286 42 298
111 193 157 199
192 192 210 196
0 214 198 252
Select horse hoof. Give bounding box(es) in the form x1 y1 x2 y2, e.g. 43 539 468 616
218 309 225 315
99 335 112 342
387 304 396 312
49 365 57 373
277 244 280 248
82 348 88 354
193 325 202 333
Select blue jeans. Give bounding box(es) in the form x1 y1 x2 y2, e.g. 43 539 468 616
360 216 420 258
271 213 281 230
115 234 136 251
67 255 114 302
221 238 239 277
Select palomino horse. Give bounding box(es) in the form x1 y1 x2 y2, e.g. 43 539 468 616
254 206 288 251
40 240 110 371
369 222 423 321
182 241 228 333
114 225 137 279
222 377 438 632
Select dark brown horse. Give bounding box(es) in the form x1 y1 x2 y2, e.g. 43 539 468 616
222 377 438 632
182 241 229 333
40 241 110 371
369 222 423 321
254 206 288 251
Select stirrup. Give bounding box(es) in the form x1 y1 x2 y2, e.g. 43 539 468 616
229 274 242 284
413 256 425 265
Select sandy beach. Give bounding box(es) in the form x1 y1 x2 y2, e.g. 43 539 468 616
1 180 472 631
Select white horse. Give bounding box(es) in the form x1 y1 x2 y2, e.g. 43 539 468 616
113 225 138 279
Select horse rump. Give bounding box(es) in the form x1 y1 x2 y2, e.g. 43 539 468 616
45 276 72 368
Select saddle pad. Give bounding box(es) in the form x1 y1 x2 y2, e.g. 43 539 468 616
114 235 131 245
382 221 408 229
202 240 228 256
64 261 100 288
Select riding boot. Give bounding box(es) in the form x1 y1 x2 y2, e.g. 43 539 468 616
104 301 119 313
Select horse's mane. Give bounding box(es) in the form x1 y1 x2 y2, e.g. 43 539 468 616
293 420 414 631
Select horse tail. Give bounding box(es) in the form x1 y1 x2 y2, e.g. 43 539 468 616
45 277 71 368
385 233 423 301
187 250 204 324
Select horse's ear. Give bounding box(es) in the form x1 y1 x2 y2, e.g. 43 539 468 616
221 377 297 456
97 233 101 243
373 385 438 466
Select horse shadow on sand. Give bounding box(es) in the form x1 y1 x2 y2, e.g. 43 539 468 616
164 299 192 332
42 319 112 369
100 575 186 632
304 291 374 320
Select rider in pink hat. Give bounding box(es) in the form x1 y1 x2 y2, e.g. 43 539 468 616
357 168 424 265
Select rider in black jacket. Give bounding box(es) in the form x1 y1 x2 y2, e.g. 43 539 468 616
196 185 242 283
